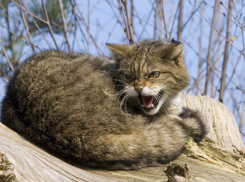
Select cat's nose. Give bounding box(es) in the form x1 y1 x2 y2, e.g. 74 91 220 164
135 85 144 93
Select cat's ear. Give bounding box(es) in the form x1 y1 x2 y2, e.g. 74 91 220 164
170 43 184 58
155 43 183 58
155 43 184 64
106 43 132 56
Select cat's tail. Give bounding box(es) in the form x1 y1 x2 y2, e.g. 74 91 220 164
1 95 24 133
179 108 208 143
81 111 208 170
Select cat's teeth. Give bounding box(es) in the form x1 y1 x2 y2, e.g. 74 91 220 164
142 104 155 108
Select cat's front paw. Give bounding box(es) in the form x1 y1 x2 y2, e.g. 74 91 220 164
179 108 208 143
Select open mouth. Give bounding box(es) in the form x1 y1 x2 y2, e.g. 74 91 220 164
139 90 164 111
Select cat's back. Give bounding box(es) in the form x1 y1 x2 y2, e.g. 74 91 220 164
1 50 138 139
14 50 113 89
5 50 116 115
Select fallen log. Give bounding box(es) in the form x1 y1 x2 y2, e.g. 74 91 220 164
0 95 244 182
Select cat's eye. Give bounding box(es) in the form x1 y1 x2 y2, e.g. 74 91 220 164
148 71 160 78
125 74 134 80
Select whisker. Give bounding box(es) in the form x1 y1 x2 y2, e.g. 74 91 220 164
161 102 170 114
164 89 182 96
101 88 117 97
113 79 130 86
124 96 130 113
154 94 161 102
116 90 127 100
120 94 129 111
114 84 128 87
151 86 161 90
164 88 179 92
115 69 130 71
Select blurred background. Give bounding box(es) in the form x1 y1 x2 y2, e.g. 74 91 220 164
0 0 244 141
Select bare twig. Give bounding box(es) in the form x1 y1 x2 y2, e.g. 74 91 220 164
58 0 71 52
159 3 163 40
195 5 204 95
11 0 47 24
0 67 9 81
219 1 244 29
182 2 203 30
73 3 104 55
239 95 245 130
4 6 13 59
224 55 240 94
169 1 180 41
177 0 183 42
30 14 52 48
118 0 135 44
0 2 40 50
19 1 52 49
242 18 245 55
160 0 169 40
130 0 134 37
240 129 245 138
117 0 128 39
203 1 243 30
188 0 244 57
0 37 14 72
134 10 152 39
154 0 158 39
219 0 232 102
18 1 36 54
211 3 223 98
87 0 90 53
124 0 135 44
41 0 60 50
69 0 88 52
203 0 218 96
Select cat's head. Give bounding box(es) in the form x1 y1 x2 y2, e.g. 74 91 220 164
106 40 189 115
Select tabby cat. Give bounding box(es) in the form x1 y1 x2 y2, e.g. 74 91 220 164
1 40 208 170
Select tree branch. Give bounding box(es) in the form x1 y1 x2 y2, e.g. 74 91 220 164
18 0 36 54
219 0 232 102
41 0 60 50
160 0 169 40
203 0 218 95
118 0 135 44
0 38 14 72
58 0 71 52
177 0 183 42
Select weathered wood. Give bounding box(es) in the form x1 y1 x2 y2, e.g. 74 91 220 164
0 123 130 182
0 95 244 182
184 95 245 174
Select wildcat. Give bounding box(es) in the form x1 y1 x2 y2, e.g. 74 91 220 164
1 40 208 170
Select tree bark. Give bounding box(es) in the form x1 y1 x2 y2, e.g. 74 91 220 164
0 95 244 182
